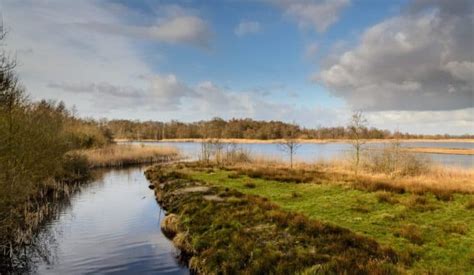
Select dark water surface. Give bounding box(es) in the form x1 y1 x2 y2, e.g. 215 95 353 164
32 167 188 274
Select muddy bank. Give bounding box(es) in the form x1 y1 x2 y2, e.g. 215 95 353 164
145 164 401 274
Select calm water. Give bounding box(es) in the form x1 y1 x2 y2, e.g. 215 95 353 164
32 167 188 274
129 141 474 168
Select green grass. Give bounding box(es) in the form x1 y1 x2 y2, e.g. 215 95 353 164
184 168 474 273
146 166 399 274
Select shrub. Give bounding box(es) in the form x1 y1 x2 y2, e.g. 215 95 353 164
365 143 431 177
58 152 90 183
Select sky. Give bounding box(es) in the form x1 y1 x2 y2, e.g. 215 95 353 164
1 0 473 134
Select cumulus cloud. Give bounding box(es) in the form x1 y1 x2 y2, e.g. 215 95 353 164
234 20 262 37
317 0 474 111
271 0 350 32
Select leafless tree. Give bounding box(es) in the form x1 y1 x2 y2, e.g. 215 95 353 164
348 111 368 176
278 128 301 168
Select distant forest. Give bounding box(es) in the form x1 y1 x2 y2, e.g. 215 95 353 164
105 118 473 140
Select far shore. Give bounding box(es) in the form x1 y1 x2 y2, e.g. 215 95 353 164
402 147 474 155
115 137 474 144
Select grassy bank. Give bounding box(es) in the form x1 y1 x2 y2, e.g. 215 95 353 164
77 144 180 168
167 162 473 273
146 165 400 274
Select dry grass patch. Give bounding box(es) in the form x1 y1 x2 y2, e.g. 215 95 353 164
395 224 424 245
442 223 468 235
79 144 179 168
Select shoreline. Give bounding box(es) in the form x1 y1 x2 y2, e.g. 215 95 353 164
115 138 474 144
402 147 474 156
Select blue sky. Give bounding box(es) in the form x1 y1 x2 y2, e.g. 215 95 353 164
2 0 473 134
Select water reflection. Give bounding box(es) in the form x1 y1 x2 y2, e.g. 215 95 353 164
27 167 188 274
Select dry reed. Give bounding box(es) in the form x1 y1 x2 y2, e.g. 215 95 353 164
79 144 179 168
222 153 474 194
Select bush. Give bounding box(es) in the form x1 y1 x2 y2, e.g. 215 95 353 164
58 153 90 183
365 143 431 177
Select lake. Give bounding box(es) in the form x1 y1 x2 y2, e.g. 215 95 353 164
128 141 474 168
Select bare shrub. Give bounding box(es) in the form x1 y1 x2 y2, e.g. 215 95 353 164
365 142 431 177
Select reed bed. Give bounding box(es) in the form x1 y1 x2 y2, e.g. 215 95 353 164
79 144 180 168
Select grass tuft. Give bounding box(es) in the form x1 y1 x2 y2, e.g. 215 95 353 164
243 182 256 188
395 224 424 245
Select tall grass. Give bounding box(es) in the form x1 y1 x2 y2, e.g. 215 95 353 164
207 150 474 195
78 144 180 168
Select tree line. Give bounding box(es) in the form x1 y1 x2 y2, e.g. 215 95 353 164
106 117 472 141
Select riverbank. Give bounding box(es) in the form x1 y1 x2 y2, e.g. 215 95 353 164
116 137 474 144
149 162 474 273
0 144 180 272
145 164 400 273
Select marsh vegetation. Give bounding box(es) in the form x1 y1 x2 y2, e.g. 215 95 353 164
151 159 473 273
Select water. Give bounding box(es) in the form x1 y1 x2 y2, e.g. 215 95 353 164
129 141 473 168
32 167 188 274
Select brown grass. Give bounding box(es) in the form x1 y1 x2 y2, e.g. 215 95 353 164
219 154 474 195
395 224 424 245
78 144 179 168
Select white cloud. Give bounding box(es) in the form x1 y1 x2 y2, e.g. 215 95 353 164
317 0 474 111
366 108 474 135
2 0 152 116
149 74 197 109
78 15 211 48
271 0 350 32
234 20 262 37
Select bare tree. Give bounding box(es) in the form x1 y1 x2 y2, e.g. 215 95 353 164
279 138 301 168
278 124 301 169
348 111 368 176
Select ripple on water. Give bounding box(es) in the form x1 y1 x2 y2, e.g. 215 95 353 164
33 167 188 275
